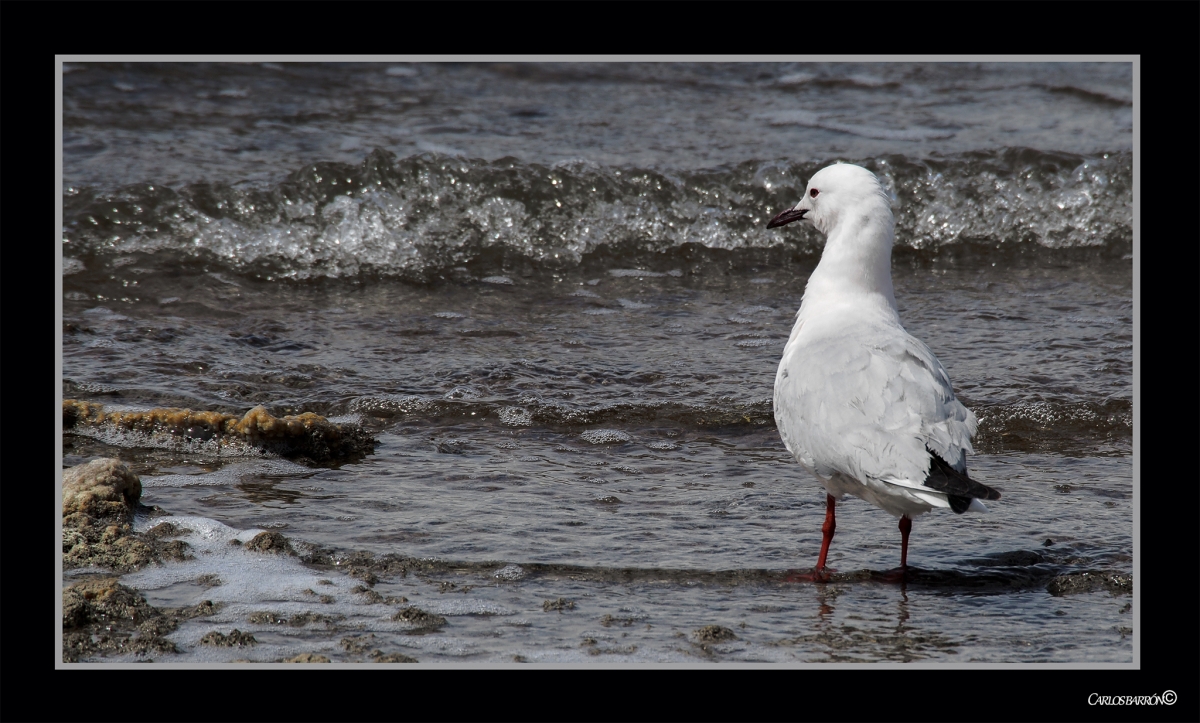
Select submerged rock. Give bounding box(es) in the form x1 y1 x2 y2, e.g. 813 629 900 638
392 607 447 632
693 625 738 643
62 577 217 662
1046 571 1133 596
61 458 189 571
284 653 331 663
340 635 419 662
63 399 376 463
200 629 259 647
144 521 194 540
542 597 576 612
372 651 418 663
249 610 342 628
243 530 295 555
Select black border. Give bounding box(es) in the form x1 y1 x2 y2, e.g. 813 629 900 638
23 1 1200 722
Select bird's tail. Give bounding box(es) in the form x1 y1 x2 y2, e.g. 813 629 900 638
922 448 1001 514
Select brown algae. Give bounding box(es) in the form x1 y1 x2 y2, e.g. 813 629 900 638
62 458 190 571
63 399 375 463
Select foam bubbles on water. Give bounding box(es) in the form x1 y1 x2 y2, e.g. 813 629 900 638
73 381 121 394
735 339 775 348
498 407 533 427
69 421 294 459
580 429 631 444
424 599 516 615
350 395 434 417
142 472 232 488
126 517 341 603
491 564 526 581
481 276 514 285
119 515 406 662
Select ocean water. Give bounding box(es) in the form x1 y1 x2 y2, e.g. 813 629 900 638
60 61 1134 664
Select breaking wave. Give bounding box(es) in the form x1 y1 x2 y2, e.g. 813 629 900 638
63 148 1132 282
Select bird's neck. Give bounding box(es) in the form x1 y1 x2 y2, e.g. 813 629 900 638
799 209 898 321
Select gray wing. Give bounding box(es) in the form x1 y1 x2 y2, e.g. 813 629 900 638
774 321 977 492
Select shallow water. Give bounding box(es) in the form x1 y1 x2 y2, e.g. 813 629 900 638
60 61 1134 664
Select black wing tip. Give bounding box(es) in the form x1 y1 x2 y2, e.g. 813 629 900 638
925 447 1002 508
948 495 971 513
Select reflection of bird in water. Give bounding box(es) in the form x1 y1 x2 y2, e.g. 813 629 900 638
895 586 910 627
768 163 1001 580
814 587 835 622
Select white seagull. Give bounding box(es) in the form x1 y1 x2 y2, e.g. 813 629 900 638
767 162 1000 580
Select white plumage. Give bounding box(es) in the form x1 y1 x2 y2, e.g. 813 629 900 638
767 162 998 574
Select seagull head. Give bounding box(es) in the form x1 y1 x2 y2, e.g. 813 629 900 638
767 163 891 236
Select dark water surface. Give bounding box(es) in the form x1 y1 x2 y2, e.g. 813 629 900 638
60 61 1134 664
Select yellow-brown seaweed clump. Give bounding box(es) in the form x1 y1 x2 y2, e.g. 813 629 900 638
63 400 375 463
63 457 142 522
61 458 189 571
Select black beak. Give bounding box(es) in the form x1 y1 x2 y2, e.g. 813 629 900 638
766 207 808 228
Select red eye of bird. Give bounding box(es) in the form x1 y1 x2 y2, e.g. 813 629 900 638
810 188 819 198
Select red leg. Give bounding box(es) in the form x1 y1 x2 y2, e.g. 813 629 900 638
898 514 912 570
814 493 837 571
784 494 838 583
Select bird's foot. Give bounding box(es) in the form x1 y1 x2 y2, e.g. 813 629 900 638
785 567 837 583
